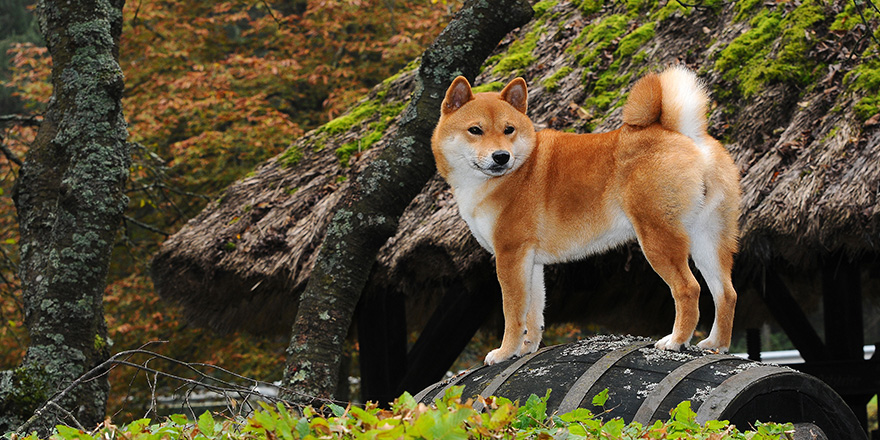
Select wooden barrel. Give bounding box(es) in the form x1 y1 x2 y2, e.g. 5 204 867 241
414 335 865 439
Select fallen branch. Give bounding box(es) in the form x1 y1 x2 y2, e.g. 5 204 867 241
0 114 42 127
16 343 348 435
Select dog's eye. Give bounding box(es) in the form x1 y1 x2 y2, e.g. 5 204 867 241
468 126 483 135
504 126 515 135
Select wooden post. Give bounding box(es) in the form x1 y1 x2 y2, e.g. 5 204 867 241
357 291 408 405
822 256 863 360
760 270 827 361
821 255 869 431
397 277 501 396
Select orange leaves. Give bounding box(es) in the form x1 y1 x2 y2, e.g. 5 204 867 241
1 0 458 416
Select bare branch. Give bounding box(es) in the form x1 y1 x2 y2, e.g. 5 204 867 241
123 215 170 237
0 133 24 166
852 0 880 51
0 114 42 127
16 344 351 435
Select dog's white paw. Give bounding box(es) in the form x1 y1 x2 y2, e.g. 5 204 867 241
696 338 729 353
485 347 518 365
519 339 539 357
655 335 685 351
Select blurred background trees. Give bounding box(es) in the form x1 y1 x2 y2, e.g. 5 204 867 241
0 0 458 419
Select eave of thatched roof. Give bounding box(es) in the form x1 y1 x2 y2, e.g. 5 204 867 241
151 0 880 334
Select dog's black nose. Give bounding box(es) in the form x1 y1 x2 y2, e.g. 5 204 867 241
492 150 510 165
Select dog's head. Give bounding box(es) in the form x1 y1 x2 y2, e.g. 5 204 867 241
431 77 536 182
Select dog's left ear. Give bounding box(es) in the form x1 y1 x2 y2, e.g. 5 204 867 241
442 76 474 115
501 78 528 114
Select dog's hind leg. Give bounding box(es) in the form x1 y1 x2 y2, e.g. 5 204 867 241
637 222 701 351
689 208 737 352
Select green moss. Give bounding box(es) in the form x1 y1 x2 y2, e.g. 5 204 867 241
626 0 656 16
616 22 655 57
473 81 505 93
631 50 649 66
533 0 558 18
649 0 687 21
568 13 656 118
94 334 106 351
381 59 420 87
493 26 543 75
542 66 574 92
822 126 840 143
575 0 605 16
831 0 878 31
834 4 880 120
734 0 764 21
322 101 379 135
494 52 536 74
715 0 825 97
278 147 303 168
584 60 630 112
845 55 880 120
335 100 407 166
569 14 629 68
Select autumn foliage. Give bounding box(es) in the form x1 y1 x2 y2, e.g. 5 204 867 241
1 0 455 416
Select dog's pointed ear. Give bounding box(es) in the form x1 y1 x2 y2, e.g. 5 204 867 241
501 77 528 114
442 76 474 115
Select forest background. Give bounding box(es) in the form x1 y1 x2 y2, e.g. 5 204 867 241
0 0 462 419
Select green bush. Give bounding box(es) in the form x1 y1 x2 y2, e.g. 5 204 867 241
8 387 797 439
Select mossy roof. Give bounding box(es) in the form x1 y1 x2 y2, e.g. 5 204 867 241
152 0 880 334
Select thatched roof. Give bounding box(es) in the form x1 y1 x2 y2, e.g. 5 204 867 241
152 0 880 335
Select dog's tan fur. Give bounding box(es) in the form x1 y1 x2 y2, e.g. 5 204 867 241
432 66 741 364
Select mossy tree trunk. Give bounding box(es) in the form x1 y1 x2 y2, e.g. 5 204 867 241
0 0 128 433
280 0 534 403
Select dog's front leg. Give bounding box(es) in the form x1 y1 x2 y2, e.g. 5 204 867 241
485 249 534 365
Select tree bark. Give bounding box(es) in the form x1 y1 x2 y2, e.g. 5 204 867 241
0 0 128 433
280 0 533 403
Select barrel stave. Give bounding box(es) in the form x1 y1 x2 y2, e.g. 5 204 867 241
653 358 753 420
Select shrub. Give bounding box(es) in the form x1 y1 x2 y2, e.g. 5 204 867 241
8 387 797 440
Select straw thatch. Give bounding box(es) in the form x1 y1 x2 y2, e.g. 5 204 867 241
152 0 880 335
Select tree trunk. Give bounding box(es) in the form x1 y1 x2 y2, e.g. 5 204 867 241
0 0 128 433
280 0 533 404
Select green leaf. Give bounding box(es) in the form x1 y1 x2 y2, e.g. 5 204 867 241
591 388 609 407
442 385 464 404
428 408 471 440
392 391 417 413
198 411 215 437
350 405 380 427
55 425 92 440
169 414 189 426
559 407 595 424
704 419 729 430
328 402 347 417
487 402 515 429
124 418 152 434
515 390 551 429
601 418 625 437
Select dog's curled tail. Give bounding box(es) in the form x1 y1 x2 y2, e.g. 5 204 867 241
623 65 709 147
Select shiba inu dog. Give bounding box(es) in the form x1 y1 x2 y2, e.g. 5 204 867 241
431 66 741 365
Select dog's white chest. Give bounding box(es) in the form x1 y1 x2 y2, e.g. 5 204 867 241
453 188 497 253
